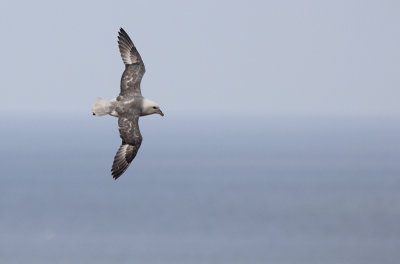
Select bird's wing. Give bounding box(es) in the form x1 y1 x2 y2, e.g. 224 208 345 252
112 114 143 179
118 28 145 98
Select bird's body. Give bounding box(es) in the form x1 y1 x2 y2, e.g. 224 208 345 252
92 28 163 180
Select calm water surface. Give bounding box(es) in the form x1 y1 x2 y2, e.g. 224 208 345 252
0 115 399 263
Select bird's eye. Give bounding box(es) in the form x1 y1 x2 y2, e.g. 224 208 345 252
153 106 157 109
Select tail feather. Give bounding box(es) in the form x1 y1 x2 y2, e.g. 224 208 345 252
92 97 112 116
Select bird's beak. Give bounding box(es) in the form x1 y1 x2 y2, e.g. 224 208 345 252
157 109 164 116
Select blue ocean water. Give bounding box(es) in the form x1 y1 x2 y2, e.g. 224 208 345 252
0 115 399 263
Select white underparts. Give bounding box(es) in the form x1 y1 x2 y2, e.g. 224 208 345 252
92 97 117 116
109 98 118 117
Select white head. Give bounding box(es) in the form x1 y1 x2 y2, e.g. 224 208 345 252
141 98 164 116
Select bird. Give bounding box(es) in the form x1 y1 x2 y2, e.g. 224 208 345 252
92 28 164 180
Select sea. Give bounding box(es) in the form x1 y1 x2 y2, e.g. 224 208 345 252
0 115 399 264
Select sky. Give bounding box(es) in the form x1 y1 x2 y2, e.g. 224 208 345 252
0 0 399 117
1 2 399 262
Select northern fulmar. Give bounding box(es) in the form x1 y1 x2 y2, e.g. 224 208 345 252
92 28 164 180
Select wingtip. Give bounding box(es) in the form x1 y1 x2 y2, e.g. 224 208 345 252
111 170 120 180
119 27 126 35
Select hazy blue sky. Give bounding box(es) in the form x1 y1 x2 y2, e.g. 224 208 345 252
1 2 400 262
1 0 399 117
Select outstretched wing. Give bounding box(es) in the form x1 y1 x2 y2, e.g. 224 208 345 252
118 28 145 98
118 28 144 65
111 115 143 179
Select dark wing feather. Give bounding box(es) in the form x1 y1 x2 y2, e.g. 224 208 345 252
111 115 142 179
118 28 145 98
118 28 144 65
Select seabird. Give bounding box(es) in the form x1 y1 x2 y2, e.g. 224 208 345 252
92 28 164 180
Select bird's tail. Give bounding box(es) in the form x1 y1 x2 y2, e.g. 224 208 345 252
92 97 113 116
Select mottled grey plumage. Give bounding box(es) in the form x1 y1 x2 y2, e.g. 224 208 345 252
92 28 164 180
118 28 145 99
112 115 142 178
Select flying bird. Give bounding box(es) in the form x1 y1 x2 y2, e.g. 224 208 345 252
92 28 164 180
